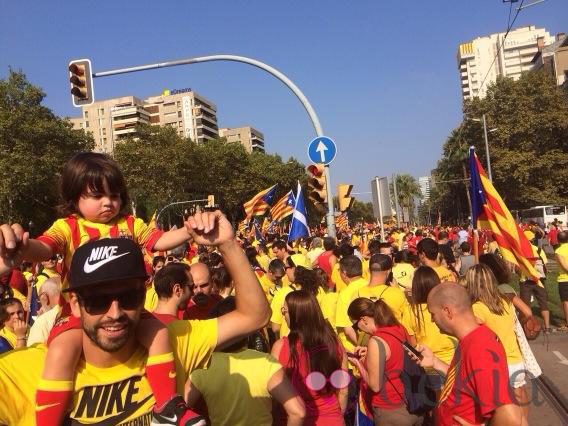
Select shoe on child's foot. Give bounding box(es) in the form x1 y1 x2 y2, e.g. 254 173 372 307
151 395 206 426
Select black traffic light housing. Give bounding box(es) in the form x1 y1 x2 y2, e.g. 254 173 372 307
306 164 328 211
69 59 94 107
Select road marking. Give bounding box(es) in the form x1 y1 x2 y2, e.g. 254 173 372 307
552 351 568 366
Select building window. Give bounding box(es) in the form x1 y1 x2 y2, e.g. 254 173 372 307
178 111 182 118
79 122 83 128
177 101 181 107
103 138 107 143
164 102 175 107
84 111 89 118
102 128 107 135
179 121 183 127
85 121 89 128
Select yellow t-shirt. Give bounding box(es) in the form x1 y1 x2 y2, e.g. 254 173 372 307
392 263 415 290
320 291 339 329
357 284 409 325
361 259 370 281
256 255 271 273
190 350 282 426
335 277 368 351
144 285 159 312
36 268 62 292
257 272 276 303
38 215 162 290
556 243 568 282
0 319 217 425
405 304 457 365
472 301 522 365
270 286 326 337
331 263 348 293
0 327 17 350
520 244 548 283
433 265 456 283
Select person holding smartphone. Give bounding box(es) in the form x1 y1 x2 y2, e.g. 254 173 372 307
347 298 422 426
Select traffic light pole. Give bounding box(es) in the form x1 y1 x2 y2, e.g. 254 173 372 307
91 54 337 238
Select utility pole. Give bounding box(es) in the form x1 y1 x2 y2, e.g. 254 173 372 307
392 173 401 227
482 114 493 182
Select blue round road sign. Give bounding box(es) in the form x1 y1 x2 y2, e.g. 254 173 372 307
308 136 337 165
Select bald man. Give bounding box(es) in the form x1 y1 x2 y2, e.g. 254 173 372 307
416 283 525 426
27 278 62 345
185 262 223 320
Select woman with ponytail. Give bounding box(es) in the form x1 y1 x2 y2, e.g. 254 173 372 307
348 298 422 426
271 290 347 425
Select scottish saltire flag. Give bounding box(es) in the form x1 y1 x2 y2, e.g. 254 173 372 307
266 220 277 234
469 147 541 284
27 283 39 325
243 184 278 219
270 190 296 221
288 182 310 242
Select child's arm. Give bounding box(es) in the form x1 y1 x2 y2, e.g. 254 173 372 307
0 222 54 264
152 227 192 252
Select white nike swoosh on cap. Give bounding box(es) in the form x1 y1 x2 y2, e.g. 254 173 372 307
83 252 130 274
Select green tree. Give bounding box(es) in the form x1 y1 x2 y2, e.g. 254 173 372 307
348 199 375 223
0 69 93 232
391 174 422 223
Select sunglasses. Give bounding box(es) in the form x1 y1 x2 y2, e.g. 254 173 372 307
352 318 360 332
77 288 144 315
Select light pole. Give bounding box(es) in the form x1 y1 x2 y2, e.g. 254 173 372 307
90 54 336 237
471 114 497 182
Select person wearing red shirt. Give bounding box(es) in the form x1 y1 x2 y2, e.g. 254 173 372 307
152 262 193 324
185 262 223 320
415 283 525 426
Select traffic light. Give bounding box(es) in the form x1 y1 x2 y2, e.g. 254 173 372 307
69 59 94 107
306 164 328 210
337 184 354 212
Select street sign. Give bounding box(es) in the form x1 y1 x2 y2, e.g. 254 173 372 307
308 136 337 165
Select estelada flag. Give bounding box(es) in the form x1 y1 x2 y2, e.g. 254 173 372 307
243 184 278 219
270 190 295 222
335 212 349 231
469 147 541 285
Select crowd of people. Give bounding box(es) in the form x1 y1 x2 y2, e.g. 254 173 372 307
0 152 567 425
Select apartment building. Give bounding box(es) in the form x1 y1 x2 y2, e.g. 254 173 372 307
531 33 568 87
418 176 432 202
218 126 265 153
457 25 554 100
69 88 219 154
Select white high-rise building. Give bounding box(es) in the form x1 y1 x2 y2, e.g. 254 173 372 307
457 25 554 100
419 176 431 202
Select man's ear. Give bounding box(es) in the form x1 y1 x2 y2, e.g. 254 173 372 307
69 293 82 317
172 283 182 296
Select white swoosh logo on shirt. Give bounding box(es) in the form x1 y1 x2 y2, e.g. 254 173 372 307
83 252 130 273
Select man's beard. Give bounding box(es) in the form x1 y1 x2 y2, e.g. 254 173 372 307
82 315 136 352
192 293 209 306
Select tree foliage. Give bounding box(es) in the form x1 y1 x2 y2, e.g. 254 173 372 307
114 125 307 226
0 70 93 233
391 174 422 223
432 70 568 223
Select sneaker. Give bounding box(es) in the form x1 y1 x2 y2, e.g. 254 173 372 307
151 395 206 426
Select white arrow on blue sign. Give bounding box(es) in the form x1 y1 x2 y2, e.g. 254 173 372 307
307 136 337 165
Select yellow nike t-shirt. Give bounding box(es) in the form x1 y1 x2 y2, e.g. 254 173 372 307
0 319 217 425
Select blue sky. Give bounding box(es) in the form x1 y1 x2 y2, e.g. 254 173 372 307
1 0 566 202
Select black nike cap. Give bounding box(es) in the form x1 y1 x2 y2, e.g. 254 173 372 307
64 238 148 292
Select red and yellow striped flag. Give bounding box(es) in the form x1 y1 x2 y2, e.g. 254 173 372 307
335 212 349 231
243 184 278 219
270 190 295 222
469 148 541 285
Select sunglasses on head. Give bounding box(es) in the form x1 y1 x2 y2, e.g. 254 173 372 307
77 287 144 315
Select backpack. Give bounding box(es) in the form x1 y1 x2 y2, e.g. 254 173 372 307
377 331 437 416
535 248 547 279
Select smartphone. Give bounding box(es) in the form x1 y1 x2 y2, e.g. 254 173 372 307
402 342 423 360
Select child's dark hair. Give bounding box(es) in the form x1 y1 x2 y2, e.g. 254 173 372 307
58 152 130 217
